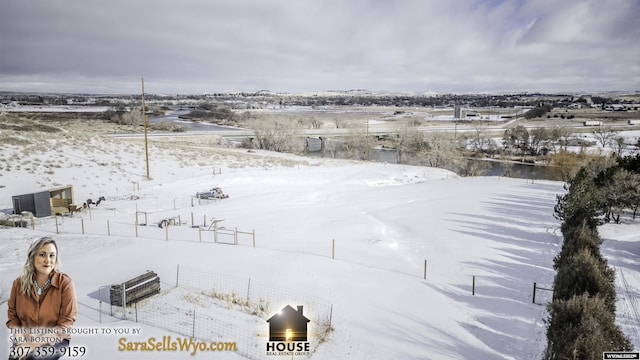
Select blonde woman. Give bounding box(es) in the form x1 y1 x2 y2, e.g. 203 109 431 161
6 237 77 360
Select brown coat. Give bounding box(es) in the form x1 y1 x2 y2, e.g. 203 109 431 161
6 271 77 340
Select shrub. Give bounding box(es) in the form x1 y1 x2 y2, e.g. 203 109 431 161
524 105 553 119
554 174 604 230
553 249 616 312
554 220 603 269
545 294 632 360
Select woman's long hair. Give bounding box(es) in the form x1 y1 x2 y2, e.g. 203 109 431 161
20 237 59 295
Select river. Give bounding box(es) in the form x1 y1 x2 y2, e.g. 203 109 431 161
151 111 555 180
148 110 242 132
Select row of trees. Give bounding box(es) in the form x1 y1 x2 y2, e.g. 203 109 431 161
546 155 639 358
244 119 640 180
243 120 491 176
501 125 639 157
5 91 634 110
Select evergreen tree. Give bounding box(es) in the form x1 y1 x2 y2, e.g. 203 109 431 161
548 156 636 359
554 171 604 232
553 249 617 312
554 220 602 270
601 169 640 223
545 295 632 360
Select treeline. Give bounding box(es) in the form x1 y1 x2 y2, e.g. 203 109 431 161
545 154 640 359
181 102 236 123
3 92 634 110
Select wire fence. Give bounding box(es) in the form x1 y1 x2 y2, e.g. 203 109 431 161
20 209 258 247
95 265 333 360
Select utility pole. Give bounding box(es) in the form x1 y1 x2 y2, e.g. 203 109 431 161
141 77 150 180
365 119 370 161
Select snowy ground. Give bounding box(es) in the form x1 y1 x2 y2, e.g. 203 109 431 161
0 120 638 359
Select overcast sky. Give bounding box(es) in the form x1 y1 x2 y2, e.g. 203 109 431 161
1 0 639 95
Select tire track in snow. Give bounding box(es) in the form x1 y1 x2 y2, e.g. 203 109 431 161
617 266 640 347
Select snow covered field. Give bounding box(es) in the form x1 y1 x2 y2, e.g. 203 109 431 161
0 122 638 359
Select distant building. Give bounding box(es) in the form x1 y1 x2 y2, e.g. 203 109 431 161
604 104 626 111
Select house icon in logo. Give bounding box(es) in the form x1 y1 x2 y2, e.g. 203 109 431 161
267 305 310 342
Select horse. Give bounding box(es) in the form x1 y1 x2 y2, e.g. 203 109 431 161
67 204 81 215
86 196 106 208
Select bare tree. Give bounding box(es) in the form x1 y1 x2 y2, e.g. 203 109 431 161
469 122 494 153
502 125 529 155
457 158 491 177
501 161 514 177
407 131 463 171
309 117 321 130
592 126 617 148
611 137 629 156
249 117 302 153
529 127 551 155
105 108 142 126
338 122 369 160
549 126 572 153
394 124 423 164
332 116 344 129
602 169 640 223
547 151 586 182
321 137 339 158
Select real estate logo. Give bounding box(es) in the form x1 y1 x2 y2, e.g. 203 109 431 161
266 305 311 356
603 351 640 359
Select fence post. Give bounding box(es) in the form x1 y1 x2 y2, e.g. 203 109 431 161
192 310 196 338
423 260 427 280
332 239 335 259
329 304 333 328
247 278 251 303
235 227 238 245
122 283 127 320
176 264 180 287
55 215 59 234
533 282 536 304
81 218 85 234
203 214 206 227
472 276 476 296
165 224 169 241
191 212 194 226
107 219 111 236
135 215 138 237
252 230 256 248
198 228 202 242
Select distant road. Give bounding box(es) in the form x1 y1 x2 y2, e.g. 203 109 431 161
108 129 256 139
107 119 638 140
107 123 505 139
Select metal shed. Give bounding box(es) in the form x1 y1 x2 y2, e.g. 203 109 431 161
11 185 74 218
